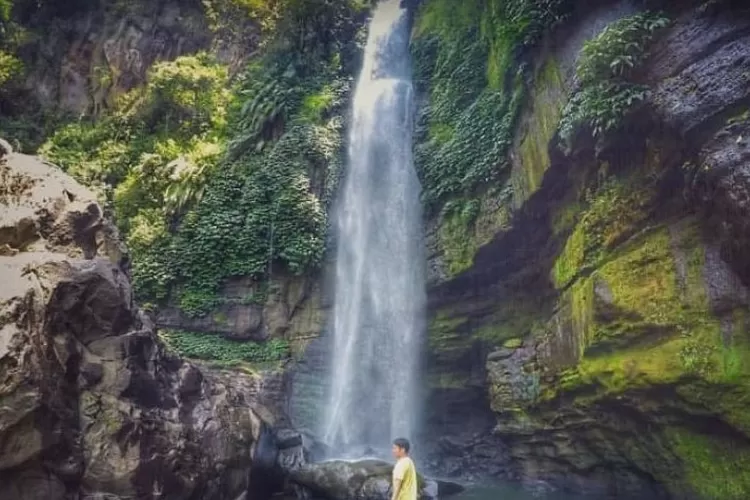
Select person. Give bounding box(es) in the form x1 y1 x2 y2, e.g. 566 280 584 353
391 437 418 500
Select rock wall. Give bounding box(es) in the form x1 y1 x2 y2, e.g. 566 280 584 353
419 0 750 497
14 0 257 116
0 143 291 500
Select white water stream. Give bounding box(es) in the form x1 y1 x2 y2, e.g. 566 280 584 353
323 0 425 450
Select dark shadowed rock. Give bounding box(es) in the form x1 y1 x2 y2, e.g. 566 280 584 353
0 148 286 500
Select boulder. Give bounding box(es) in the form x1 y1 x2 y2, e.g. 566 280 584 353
288 459 463 500
0 147 283 499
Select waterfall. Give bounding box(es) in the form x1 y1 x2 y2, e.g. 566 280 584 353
323 0 425 451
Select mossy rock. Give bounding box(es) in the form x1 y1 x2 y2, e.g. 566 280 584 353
503 338 523 349
666 427 750 499
512 57 567 208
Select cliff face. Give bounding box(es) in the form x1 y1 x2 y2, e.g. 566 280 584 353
417 0 750 497
11 0 255 117
0 144 300 500
4 0 750 498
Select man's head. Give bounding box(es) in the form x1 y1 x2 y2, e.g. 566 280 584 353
392 438 410 459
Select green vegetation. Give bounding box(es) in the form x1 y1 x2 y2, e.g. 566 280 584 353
437 190 512 277
428 311 471 355
35 0 366 317
439 198 481 276
411 0 572 211
503 337 523 349
667 428 750 499
160 329 290 364
513 58 566 206
552 174 655 288
542 221 731 402
0 0 21 88
559 12 670 144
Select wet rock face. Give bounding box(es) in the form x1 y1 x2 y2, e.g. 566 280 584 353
693 118 750 285
0 149 279 500
156 272 325 344
420 1 750 497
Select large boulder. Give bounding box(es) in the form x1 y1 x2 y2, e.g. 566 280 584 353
288 459 463 500
0 148 282 499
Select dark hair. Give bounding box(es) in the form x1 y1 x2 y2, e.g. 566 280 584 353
393 438 410 453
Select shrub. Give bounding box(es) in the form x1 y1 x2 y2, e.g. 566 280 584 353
559 11 670 144
160 329 290 364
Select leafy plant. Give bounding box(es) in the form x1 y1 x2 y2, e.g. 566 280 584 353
0 49 20 86
160 329 290 364
411 0 571 211
577 12 670 85
559 11 670 144
559 82 648 140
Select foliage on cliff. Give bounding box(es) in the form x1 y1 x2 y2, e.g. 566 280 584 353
161 329 290 365
559 11 670 144
36 0 367 316
0 0 21 87
411 0 571 211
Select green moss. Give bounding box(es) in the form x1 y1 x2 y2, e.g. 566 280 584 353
599 230 677 320
428 122 454 145
667 428 750 499
551 173 657 292
476 314 535 346
439 199 481 276
569 277 595 356
474 295 549 348
299 84 336 123
438 192 512 277
427 372 471 389
550 199 583 236
428 311 471 352
503 337 523 349
543 223 736 400
553 223 585 288
513 58 566 207
212 311 228 325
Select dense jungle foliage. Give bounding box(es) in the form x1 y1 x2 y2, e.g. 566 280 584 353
0 0 668 318
0 0 368 319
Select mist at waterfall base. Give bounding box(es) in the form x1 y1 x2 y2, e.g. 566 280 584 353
321 0 425 459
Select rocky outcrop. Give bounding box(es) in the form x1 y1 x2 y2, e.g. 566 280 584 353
288 459 464 500
0 147 286 499
14 0 258 116
156 273 326 346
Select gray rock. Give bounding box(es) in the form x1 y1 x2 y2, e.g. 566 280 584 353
0 137 12 157
288 459 464 500
0 152 286 500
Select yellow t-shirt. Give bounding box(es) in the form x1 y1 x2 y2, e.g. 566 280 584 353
393 457 418 500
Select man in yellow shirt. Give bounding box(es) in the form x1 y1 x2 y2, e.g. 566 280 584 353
391 438 418 500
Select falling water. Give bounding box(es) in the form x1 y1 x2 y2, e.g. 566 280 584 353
323 0 425 451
